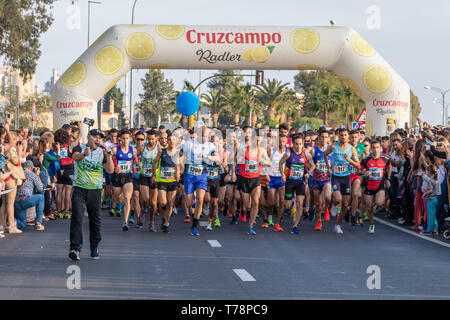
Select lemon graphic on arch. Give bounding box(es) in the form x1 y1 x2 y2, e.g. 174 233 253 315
155 25 185 40
60 61 87 87
125 32 155 60
94 45 124 75
290 28 320 54
362 65 392 94
350 32 375 57
251 46 270 63
243 48 253 62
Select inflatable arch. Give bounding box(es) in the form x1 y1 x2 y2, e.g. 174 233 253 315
52 24 410 135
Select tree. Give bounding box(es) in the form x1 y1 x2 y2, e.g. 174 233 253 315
202 89 226 128
333 84 365 129
136 69 176 127
410 90 422 127
254 78 290 121
307 82 340 126
103 85 125 128
0 0 55 80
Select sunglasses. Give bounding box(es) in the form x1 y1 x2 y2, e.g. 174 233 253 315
364 144 370 147
304 140 311 143
136 138 145 141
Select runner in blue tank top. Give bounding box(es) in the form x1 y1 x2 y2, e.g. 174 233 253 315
323 128 360 234
111 129 141 232
278 134 315 235
309 128 333 230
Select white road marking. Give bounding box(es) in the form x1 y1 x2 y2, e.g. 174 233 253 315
207 240 222 248
233 269 256 282
374 217 450 249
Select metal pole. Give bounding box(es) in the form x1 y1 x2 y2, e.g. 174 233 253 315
129 0 138 128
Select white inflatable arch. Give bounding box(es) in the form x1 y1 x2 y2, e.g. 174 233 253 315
52 24 410 135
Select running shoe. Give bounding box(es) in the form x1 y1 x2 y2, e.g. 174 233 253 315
191 226 199 236
230 215 238 225
149 223 156 232
214 218 221 227
136 220 143 229
274 224 284 232
172 208 177 216
26 220 34 226
56 211 64 219
291 226 300 235
363 213 369 221
335 224 344 234
239 210 246 223
90 247 99 260
315 221 322 231
69 250 80 261
344 211 350 223
122 222 129 231
351 215 356 226
162 225 170 234
129 214 135 225
248 227 256 235
268 219 275 226
206 223 213 231
109 209 115 217
323 209 330 222
65 211 72 219
184 215 191 223
261 221 269 228
228 212 233 217
358 217 363 226
368 224 375 234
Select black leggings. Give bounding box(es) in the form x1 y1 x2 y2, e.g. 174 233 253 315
69 187 102 251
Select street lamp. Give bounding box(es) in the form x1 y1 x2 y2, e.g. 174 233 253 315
87 1 101 48
129 0 138 128
425 85 450 126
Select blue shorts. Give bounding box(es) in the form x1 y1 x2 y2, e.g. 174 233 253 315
268 176 285 189
184 173 208 195
331 175 351 195
311 179 331 191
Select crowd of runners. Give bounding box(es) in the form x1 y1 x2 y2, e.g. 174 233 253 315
0 117 448 261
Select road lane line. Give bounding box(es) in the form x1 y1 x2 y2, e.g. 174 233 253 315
207 240 222 248
374 217 450 249
233 269 256 282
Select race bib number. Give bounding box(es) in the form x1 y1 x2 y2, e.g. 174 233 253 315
61 147 68 159
334 164 348 174
245 160 258 173
350 165 358 174
207 167 219 179
188 163 204 175
143 164 152 177
118 160 131 173
162 167 175 179
289 165 304 180
369 167 383 180
317 161 328 172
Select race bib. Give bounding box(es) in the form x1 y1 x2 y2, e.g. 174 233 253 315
369 167 383 180
317 161 328 172
118 160 131 173
289 165 304 180
188 163 204 175
245 159 258 173
207 167 219 179
161 167 175 179
350 165 358 174
334 164 348 174
143 164 152 177
60 147 68 159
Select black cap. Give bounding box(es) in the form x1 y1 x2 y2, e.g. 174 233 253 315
89 129 105 138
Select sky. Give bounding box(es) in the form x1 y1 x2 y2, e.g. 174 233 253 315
34 0 450 125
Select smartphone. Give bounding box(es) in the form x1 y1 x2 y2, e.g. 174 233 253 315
6 114 10 119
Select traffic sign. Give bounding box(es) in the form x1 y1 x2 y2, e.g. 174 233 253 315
352 122 364 129
356 108 366 123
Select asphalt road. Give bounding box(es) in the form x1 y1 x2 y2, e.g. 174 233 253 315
1 208 450 300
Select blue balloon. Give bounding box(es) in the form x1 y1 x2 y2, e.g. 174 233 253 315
176 91 200 116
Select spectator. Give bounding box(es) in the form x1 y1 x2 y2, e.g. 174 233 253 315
14 160 45 231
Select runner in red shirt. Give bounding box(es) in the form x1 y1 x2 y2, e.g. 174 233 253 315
360 140 392 234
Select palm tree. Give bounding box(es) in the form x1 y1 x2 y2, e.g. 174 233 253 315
334 84 365 129
275 88 298 125
202 89 226 127
307 82 340 126
254 79 290 121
